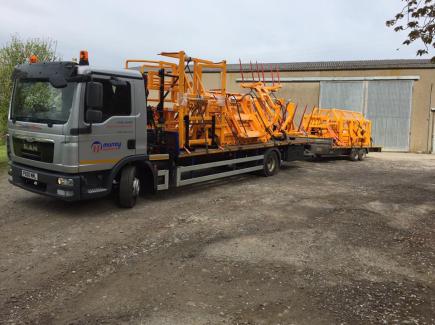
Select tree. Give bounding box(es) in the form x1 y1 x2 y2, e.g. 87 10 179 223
386 0 435 62
0 35 59 136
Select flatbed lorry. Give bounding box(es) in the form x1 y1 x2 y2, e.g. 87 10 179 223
7 51 380 207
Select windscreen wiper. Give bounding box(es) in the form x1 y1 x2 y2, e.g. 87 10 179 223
33 118 66 127
11 116 65 127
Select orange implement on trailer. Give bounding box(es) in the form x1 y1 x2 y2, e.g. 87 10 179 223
125 51 374 153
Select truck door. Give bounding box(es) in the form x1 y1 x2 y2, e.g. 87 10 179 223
78 76 136 172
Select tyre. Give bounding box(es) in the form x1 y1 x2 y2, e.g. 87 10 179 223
349 149 359 161
262 150 279 176
358 149 367 161
119 165 140 208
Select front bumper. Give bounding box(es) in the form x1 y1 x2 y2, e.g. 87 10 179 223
9 162 81 201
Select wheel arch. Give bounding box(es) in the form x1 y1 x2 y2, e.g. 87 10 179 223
265 147 281 161
109 155 157 194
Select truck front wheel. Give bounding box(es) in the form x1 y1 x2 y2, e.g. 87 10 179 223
119 165 140 208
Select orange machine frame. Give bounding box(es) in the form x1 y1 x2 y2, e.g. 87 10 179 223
125 51 372 153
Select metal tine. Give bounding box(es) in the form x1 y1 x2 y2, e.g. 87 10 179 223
239 58 244 82
249 61 255 81
270 64 275 86
261 63 265 84
298 104 308 132
275 64 281 84
290 103 298 129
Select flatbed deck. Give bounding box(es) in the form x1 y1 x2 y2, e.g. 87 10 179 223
177 136 380 158
177 137 333 158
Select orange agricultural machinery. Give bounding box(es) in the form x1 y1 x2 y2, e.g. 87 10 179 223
125 51 374 159
125 52 289 149
301 109 371 147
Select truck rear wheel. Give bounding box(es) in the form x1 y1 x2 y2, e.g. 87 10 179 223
119 165 140 208
349 149 359 162
262 150 279 176
358 149 367 161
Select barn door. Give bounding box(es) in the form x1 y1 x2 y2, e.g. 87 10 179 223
366 80 413 151
319 81 364 112
320 80 413 151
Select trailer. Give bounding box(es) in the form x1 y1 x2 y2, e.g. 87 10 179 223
300 108 382 160
7 51 380 208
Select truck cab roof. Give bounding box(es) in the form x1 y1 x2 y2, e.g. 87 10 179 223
77 65 143 80
13 61 143 83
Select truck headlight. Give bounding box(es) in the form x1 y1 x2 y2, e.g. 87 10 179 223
57 177 74 186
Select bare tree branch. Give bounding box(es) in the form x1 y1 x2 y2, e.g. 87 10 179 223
387 0 435 62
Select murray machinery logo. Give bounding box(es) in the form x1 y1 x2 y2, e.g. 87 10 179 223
91 141 121 153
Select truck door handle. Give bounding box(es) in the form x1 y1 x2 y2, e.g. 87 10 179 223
127 139 136 149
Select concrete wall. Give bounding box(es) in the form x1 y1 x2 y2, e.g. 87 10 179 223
203 68 435 153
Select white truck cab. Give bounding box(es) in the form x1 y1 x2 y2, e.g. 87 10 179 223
8 59 153 205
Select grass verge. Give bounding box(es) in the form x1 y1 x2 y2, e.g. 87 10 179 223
0 145 8 168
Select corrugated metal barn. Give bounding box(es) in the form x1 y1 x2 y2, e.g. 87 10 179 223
203 60 435 153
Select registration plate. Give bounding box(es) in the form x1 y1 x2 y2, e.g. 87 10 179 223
22 170 38 181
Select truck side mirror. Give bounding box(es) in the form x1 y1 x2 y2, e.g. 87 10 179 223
86 81 103 109
86 109 103 124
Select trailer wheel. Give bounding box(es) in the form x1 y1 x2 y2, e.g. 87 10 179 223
119 165 140 208
349 149 359 161
262 150 279 176
358 149 367 161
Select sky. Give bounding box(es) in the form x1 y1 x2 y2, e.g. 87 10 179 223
0 0 427 69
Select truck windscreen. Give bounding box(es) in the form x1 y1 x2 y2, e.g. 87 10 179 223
11 79 76 125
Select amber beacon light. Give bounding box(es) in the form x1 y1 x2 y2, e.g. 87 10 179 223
29 55 38 63
79 50 89 65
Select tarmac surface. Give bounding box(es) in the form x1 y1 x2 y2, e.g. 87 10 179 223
0 152 434 324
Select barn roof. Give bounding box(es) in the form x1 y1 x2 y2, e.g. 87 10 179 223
224 59 435 73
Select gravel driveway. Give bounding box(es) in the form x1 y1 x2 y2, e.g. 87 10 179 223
0 153 434 324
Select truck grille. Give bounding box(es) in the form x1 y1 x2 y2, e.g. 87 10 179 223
12 137 54 163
